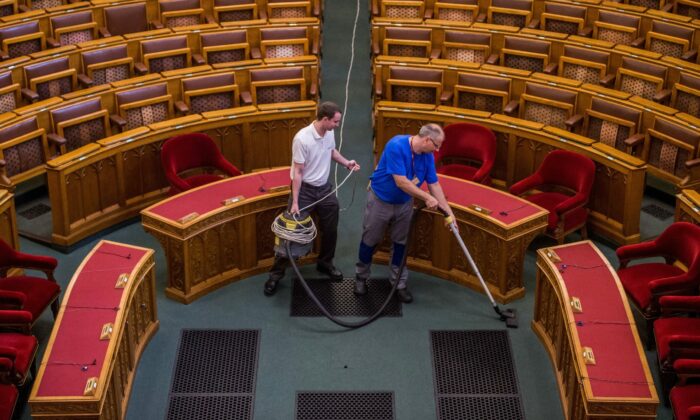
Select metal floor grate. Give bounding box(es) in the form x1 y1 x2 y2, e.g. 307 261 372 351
290 277 402 317
437 396 524 420
18 203 51 220
641 204 674 221
166 395 253 420
431 330 524 420
295 391 395 420
166 329 259 420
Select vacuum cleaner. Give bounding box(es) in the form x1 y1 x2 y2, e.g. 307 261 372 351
273 204 518 329
438 208 518 329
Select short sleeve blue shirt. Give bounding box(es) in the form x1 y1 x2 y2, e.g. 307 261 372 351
370 135 438 204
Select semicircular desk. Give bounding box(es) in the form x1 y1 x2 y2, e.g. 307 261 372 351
142 169 548 304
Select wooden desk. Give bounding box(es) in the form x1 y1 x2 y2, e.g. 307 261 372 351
45 103 316 247
532 241 658 419
375 174 548 303
29 240 158 419
141 167 316 304
375 104 647 245
676 189 700 225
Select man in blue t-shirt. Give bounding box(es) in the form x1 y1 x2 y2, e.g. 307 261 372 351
354 123 455 303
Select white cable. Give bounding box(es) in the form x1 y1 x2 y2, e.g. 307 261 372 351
333 0 361 192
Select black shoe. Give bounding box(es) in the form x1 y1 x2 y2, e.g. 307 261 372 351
264 278 279 296
396 288 413 303
354 280 367 296
317 264 343 282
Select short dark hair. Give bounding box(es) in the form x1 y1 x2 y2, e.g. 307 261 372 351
316 102 341 120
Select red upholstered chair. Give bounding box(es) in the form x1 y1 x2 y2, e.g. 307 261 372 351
0 333 38 386
654 296 700 399
671 361 700 419
0 382 16 420
618 222 700 348
435 122 496 185
508 150 595 243
161 133 242 194
0 240 60 329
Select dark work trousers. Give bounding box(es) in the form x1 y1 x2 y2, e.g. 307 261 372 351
269 181 339 280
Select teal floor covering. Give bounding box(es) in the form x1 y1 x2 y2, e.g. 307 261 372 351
16 0 676 418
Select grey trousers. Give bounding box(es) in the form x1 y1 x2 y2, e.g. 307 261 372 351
355 190 413 289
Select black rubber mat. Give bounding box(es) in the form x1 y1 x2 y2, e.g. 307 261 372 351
290 277 402 317
431 330 524 420
641 204 674 221
295 391 394 420
166 329 259 420
18 203 51 220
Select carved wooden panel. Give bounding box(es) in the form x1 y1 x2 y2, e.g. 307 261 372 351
65 157 119 227
121 142 169 203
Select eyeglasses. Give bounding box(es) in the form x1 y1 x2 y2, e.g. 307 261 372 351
427 137 440 151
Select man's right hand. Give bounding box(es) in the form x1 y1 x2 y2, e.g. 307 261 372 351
290 202 300 216
425 196 438 210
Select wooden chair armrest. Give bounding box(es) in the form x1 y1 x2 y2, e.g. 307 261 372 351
21 88 38 103
527 18 540 29
486 53 499 65
110 114 126 130
430 48 441 60
192 54 205 66
565 114 584 130
150 20 164 30
259 8 267 20
77 74 93 87
134 62 148 75
424 7 433 19
310 79 318 98
476 12 486 23
371 0 378 16
374 71 382 98
600 73 616 87
250 47 261 60
624 133 645 148
503 100 518 116
0 160 11 191
653 89 671 103
372 39 380 56
204 14 216 24
682 49 698 62
631 37 645 48
174 100 189 114
0 52 8 61
47 133 67 147
17 4 28 12
440 90 453 104
99 27 111 38
577 27 592 37
47 38 61 49
544 62 557 74
240 90 252 105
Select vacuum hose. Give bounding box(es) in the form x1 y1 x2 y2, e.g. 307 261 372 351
284 205 422 329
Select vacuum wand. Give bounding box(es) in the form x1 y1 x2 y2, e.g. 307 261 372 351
436 207 518 328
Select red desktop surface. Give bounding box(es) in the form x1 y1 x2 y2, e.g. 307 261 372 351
432 175 546 225
555 242 652 399
36 242 149 397
146 168 291 222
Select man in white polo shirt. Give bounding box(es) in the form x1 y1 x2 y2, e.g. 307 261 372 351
264 102 361 296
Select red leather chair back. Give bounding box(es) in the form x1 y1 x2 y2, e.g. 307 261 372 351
537 149 595 196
